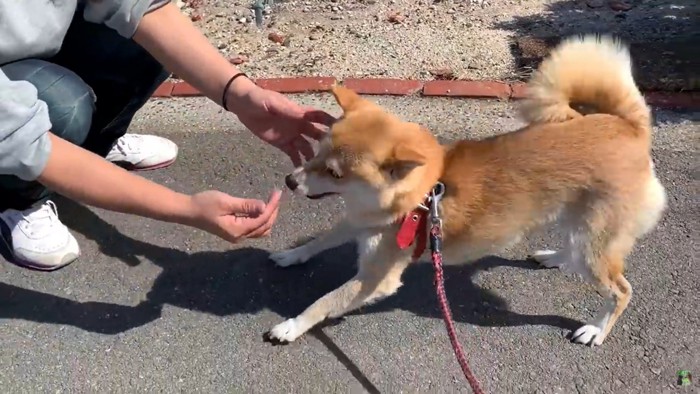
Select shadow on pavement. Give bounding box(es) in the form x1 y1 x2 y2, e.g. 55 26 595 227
0 197 581 336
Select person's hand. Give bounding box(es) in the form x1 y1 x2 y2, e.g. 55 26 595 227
187 189 282 243
226 78 337 167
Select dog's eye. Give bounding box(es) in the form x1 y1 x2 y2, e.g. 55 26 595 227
327 168 342 179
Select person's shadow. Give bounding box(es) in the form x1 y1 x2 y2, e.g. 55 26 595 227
0 197 581 336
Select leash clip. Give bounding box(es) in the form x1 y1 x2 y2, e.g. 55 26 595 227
429 182 445 227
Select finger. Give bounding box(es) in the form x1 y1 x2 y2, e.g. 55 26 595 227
232 197 267 218
282 144 302 167
300 120 328 141
241 192 281 237
302 108 337 126
247 203 279 238
295 137 316 161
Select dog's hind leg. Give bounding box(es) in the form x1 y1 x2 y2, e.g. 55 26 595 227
266 232 411 343
572 175 666 346
270 220 359 267
571 239 633 347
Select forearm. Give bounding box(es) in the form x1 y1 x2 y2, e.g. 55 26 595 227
38 133 196 225
133 2 255 108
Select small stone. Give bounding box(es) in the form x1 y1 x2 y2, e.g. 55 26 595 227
429 68 456 80
330 15 343 20
217 42 227 49
190 12 203 22
268 32 286 44
651 367 661 375
387 12 405 24
609 0 633 11
229 55 248 65
331 5 339 12
586 0 604 7
239 17 247 23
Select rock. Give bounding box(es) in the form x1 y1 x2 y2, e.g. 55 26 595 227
268 32 286 44
190 12 203 22
239 17 247 23
429 68 456 80
387 12 405 24
609 0 633 11
217 42 227 49
229 55 248 65
586 0 604 8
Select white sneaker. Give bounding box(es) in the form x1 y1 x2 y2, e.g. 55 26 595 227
0 201 80 271
106 133 178 171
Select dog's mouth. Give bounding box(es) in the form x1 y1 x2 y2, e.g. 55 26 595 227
306 192 338 200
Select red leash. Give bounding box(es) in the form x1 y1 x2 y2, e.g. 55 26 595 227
430 224 485 394
396 183 484 393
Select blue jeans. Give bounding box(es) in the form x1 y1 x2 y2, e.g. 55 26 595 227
0 8 169 210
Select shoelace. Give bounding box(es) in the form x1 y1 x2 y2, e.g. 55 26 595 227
18 201 59 235
113 134 142 155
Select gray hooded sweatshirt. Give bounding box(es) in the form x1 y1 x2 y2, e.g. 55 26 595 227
0 0 168 182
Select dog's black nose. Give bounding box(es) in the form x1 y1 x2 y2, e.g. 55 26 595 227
285 174 299 191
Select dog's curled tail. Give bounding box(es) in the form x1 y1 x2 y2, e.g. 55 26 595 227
519 34 651 138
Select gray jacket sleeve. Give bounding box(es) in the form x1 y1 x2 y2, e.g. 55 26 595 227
83 0 170 38
0 69 52 181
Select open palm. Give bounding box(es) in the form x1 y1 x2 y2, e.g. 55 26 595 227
233 87 336 166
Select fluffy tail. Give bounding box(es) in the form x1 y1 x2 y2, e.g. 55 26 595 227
519 34 651 138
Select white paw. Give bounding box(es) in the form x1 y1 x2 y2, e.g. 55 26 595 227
571 324 604 346
267 318 303 343
269 247 308 268
530 250 563 268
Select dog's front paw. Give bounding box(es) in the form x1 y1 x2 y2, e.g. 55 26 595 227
570 324 604 347
269 247 308 268
264 318 303 344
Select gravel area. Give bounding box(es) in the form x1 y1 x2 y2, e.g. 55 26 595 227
176 0 698 80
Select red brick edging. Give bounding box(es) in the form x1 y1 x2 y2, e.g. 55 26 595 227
152 78 699 110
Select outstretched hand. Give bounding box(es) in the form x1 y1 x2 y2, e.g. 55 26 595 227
226 78 337 167
187 189 282 243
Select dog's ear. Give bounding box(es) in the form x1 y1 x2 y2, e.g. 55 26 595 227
388 143 426 178
331 84 362 112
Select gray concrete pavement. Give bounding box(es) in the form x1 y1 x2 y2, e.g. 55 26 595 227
1 95 698 393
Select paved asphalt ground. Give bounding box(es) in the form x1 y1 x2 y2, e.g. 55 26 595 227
1 95 697 393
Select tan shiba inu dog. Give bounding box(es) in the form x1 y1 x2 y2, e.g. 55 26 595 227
265 34 667 347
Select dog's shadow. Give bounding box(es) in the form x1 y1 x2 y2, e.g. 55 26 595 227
0 198 581 335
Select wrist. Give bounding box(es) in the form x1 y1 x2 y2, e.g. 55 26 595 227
223 74 258 115
167 193 201 227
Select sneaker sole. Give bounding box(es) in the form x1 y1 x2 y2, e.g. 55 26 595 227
8 252 79 272
118 158 177 172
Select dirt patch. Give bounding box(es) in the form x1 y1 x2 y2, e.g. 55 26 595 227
177 0 699 82
514 35 700 91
